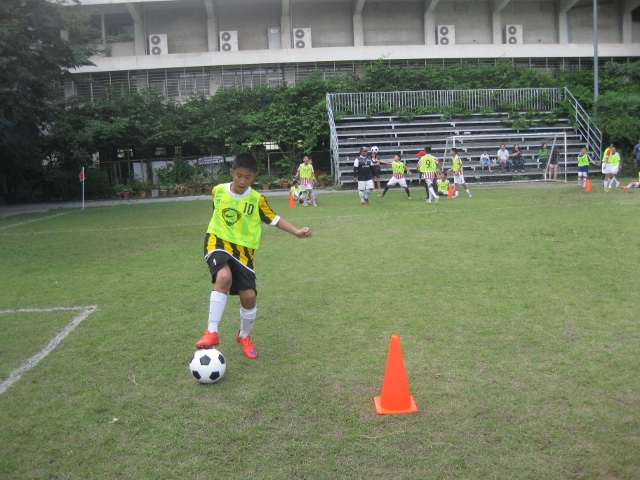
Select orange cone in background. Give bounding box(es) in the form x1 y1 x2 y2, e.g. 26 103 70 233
585 178 591 192
288 193 295 208
374 334 418 415
448 184 454 198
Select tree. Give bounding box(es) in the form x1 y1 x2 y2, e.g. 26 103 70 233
0 0 99 202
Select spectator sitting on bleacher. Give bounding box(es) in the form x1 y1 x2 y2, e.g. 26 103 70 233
480 150 492 173
496 144 512 173
512 144 524 173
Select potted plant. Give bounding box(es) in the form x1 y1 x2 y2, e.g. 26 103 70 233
278 177 291 189
256 175 276 190
317 174 332 187
158 184 169 197
114 183 132 199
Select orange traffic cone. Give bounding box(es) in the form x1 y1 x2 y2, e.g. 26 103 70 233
447 183 454 198
374 334 418 415
585 178 591 192
288 193 295 208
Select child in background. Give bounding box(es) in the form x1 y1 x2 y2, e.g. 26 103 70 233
196 153 312 358
436 171 450 197
290 180 304 204
480 150 492 173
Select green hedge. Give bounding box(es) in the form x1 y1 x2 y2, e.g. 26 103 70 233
42 169 111 201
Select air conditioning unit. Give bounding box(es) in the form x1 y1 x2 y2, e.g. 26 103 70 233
293 28 312 49
219 31 238 52
149 34 168 55
505 25 523 44
437 25 455 45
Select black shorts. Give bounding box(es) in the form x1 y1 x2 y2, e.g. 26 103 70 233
205 251 257 296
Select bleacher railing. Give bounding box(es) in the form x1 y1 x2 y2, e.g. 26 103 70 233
563 87 602 161
328 88 562 117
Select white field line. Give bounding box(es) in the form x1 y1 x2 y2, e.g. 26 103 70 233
0 211 72 230
0 305 97 395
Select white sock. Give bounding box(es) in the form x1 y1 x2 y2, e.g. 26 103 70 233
239 306 257 338
359 190 365 203
428 187 436 200
466 189 471 197
207 291 228 332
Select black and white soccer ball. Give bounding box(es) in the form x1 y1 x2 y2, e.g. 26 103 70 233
189 349 226 384
370 146 379 153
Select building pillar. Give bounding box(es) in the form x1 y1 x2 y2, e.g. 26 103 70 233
126 3 146 56
424 0 440 45
353 13 364 46
622 0 640 43
204 0 218 52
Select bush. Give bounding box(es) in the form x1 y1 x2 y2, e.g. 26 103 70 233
42 169 111 201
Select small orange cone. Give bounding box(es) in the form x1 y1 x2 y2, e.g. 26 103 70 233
585 178 591 192
374 334 418 415
447 184 454 198
288 193 295 208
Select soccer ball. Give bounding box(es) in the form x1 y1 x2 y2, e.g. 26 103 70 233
189 349 226 384
370 146 379 153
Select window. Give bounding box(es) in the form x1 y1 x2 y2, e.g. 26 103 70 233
104 14 134 39
155 147 167 157
117 148 133 159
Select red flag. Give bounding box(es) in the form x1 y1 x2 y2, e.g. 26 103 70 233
79 168 85 182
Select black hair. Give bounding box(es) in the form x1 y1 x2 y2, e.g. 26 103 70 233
395 153 402 160
292 179 299 184
231 153 258 172
450 147 458 154
424 146 431 153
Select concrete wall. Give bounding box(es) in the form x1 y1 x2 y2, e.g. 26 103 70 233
219 4 281 50
569 2 620 44
145 2 209 54
291 2 353 47
433 1 493 45
362 1 424 46
501 1 557 44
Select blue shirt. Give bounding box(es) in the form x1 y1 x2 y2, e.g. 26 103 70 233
633 143 640 160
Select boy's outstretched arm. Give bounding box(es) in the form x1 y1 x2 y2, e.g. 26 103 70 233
275 218 312 239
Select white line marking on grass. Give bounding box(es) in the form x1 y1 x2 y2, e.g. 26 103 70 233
0 211 72 230
0 305 97 395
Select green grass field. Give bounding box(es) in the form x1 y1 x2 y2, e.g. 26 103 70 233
1 182 639 479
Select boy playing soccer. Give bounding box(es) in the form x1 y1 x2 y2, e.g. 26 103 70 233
376 154 413 199
196 153 312 358
290 180 304 204
576 146 597 188
447 148 472 198
295 155 316 206
436 171 450 196
417 147 440 203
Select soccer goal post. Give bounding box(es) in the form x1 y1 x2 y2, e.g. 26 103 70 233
441 132 568 184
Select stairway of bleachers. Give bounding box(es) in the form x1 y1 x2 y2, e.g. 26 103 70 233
334 112 588 185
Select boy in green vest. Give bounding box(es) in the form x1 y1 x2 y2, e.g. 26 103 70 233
576 146 597 188
290 180 303 204
196 153 312 358
376 154 413 199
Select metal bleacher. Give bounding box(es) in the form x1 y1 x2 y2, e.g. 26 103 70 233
326 88 602 185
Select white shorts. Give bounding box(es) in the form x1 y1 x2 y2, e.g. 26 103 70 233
453 174 465 185
386 177 408 188
609 166 619 175
358 180 374 191
300 183 313 191
423 178 435 187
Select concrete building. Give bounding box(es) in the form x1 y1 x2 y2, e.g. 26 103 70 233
65 0 640 99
